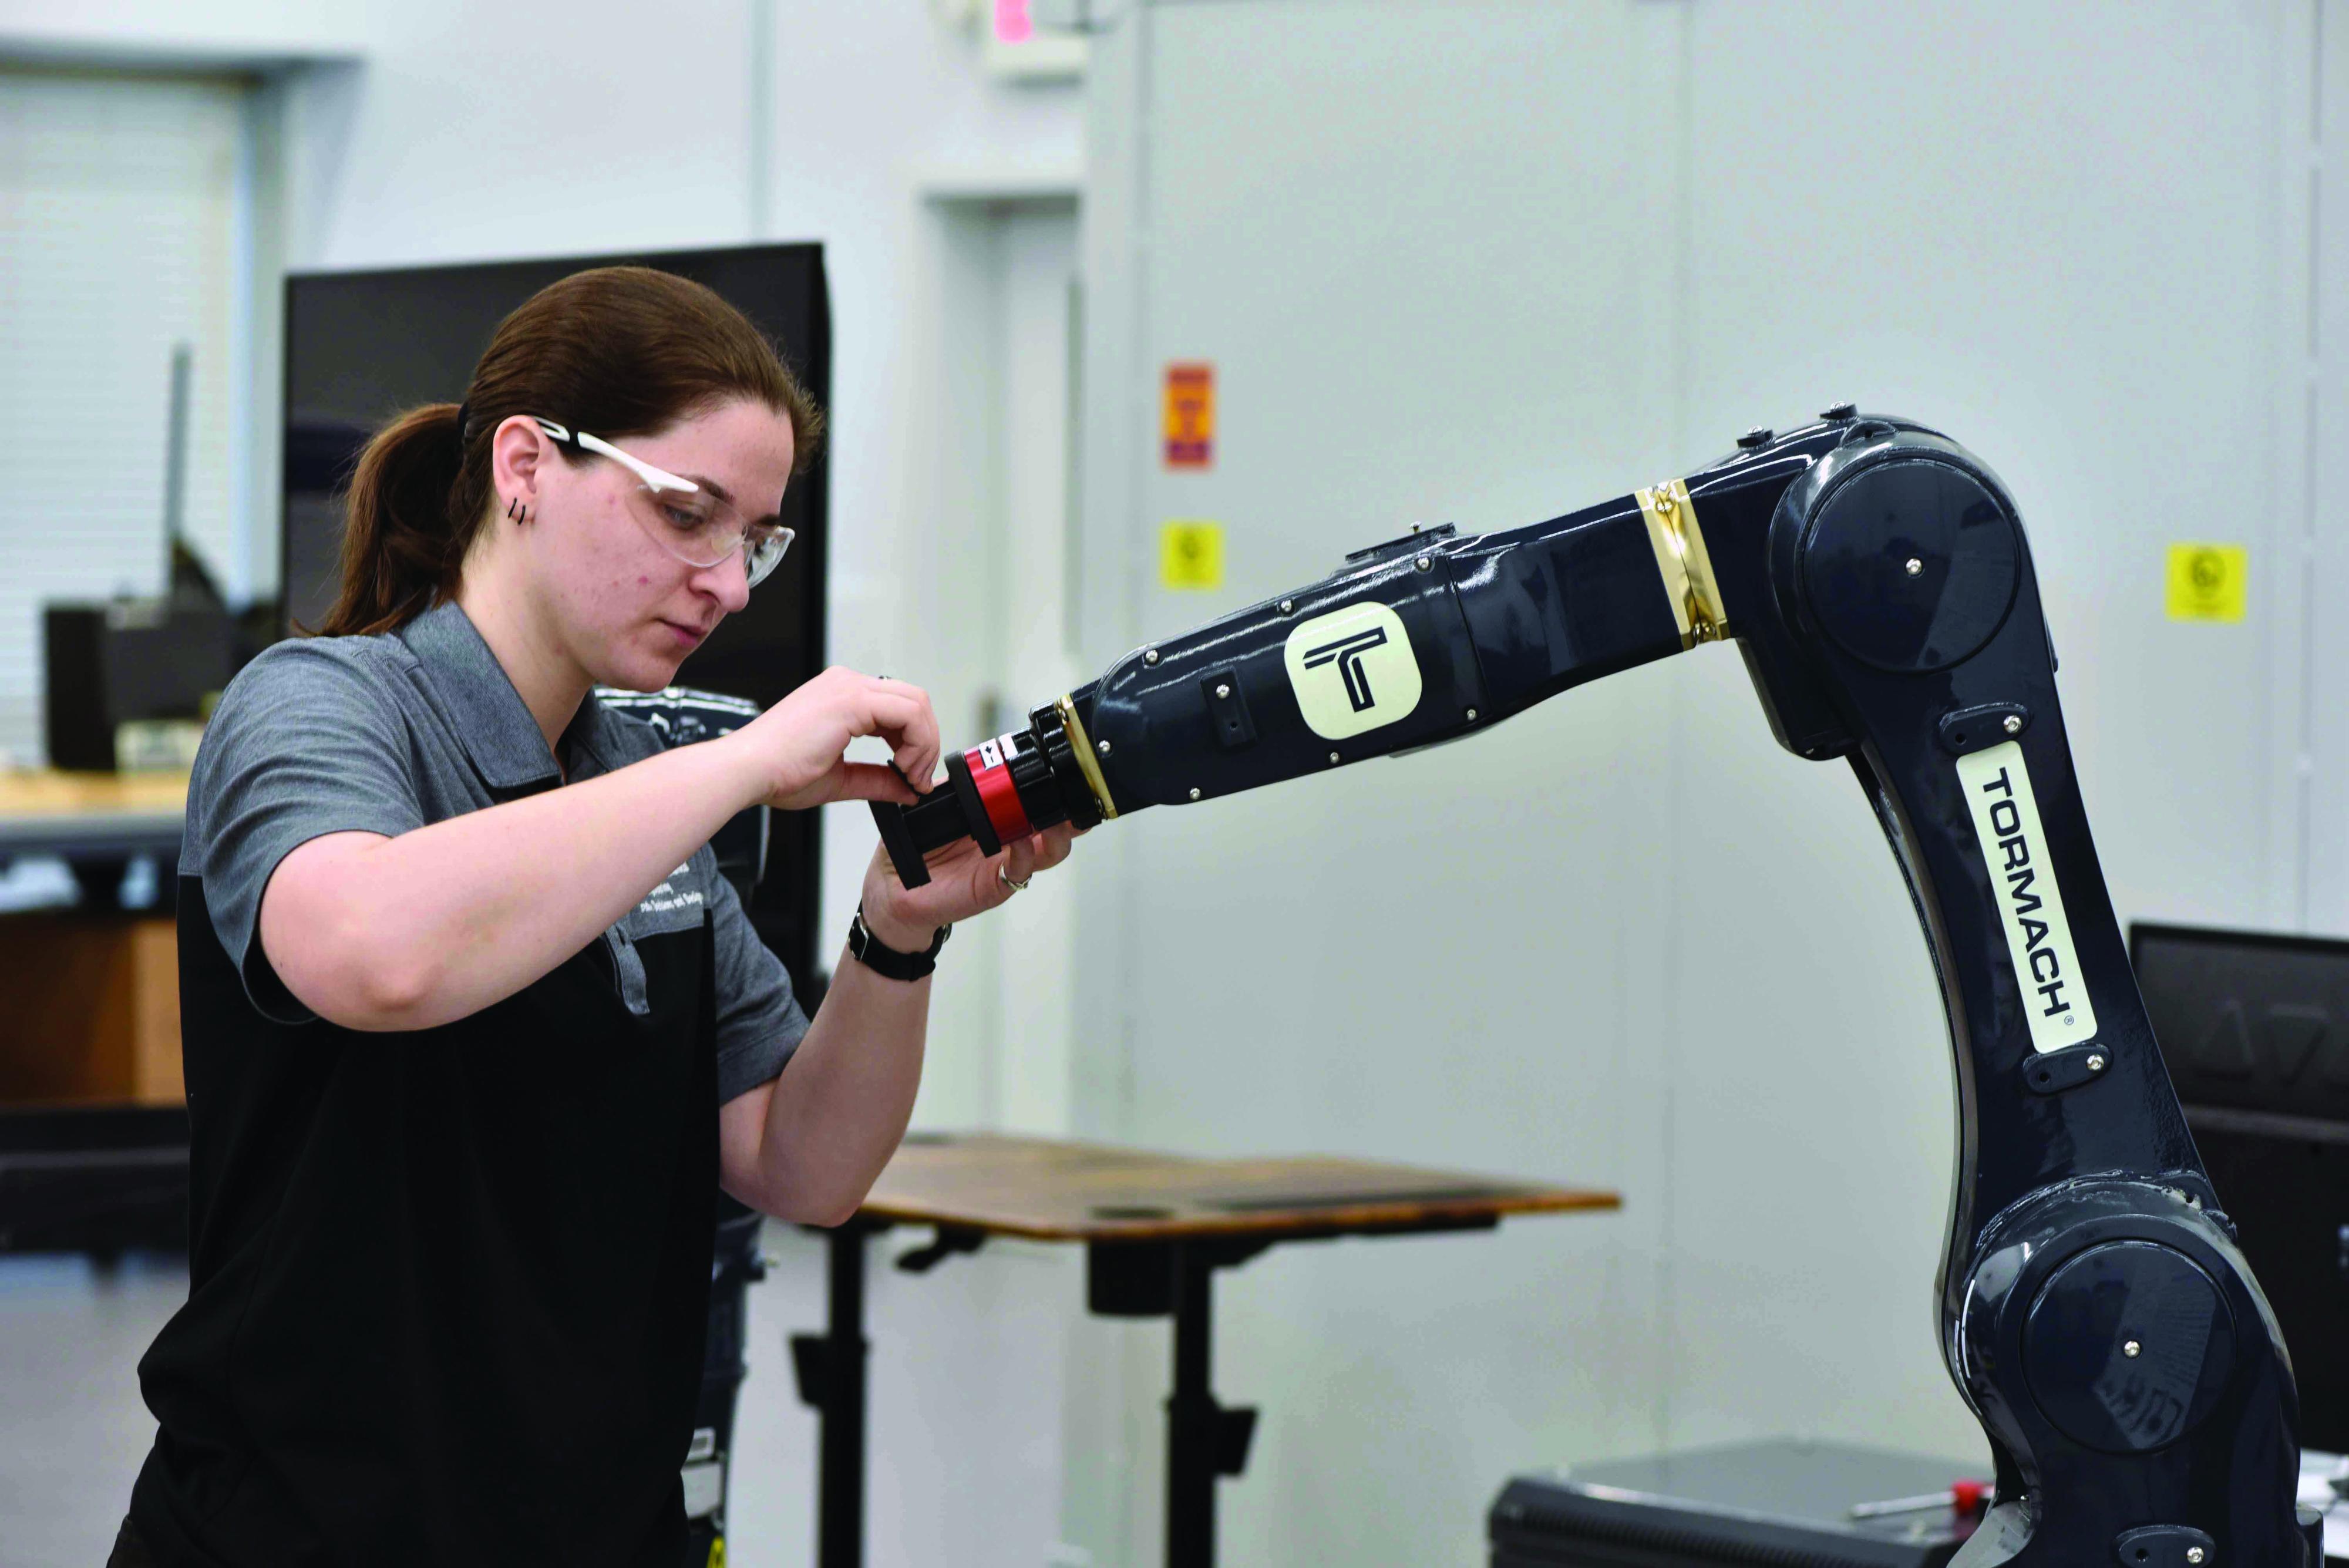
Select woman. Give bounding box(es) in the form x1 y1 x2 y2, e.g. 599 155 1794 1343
113 267 1073 1567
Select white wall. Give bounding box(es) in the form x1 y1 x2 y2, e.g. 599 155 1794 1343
2310 1 2349 936
900 196 1086 1135
0 69 250 763
1068 2 2322 1565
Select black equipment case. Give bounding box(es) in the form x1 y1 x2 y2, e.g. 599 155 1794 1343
1490 1438 1986 1568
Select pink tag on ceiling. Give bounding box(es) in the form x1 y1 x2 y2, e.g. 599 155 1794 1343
994 0 1034 43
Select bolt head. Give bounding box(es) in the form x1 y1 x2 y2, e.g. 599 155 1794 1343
1736 426 1773 449
1098 739 1111 755
2088 1052 2107 1071
2003 714 2022 735
1904 557 1924 577
1189 788 1201 801
1278 599 1294 614
1823 401 1858 420
1466 708 1478 721
2123 1339 2142 1358
1214 683 1231 699
1328 751 1341 765
2188 1549 2205 1565
1415 556 1432 572
1144 649 1160 665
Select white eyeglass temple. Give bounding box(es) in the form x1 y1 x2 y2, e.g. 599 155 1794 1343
530 417 699 496
573 429 698 495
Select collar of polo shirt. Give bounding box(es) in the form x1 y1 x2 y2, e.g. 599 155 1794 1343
399 601 624 792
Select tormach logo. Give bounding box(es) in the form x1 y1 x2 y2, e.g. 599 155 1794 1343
1281 601 1422 741
1301 627 1389 712
1956 740 2100 1055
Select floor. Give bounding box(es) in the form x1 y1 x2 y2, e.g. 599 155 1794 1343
0 1250 183 1566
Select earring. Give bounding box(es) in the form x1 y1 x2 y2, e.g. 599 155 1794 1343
507 496 530 524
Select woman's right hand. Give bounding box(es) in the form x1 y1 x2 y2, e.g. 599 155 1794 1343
732 666 943 811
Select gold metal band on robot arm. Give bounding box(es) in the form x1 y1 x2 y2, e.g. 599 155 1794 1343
1635 477 1729 648
1055 693 1120 821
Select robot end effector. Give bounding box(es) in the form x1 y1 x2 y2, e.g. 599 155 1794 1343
870 691 1109 877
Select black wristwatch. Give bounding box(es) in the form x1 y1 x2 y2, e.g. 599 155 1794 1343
847 903 950 981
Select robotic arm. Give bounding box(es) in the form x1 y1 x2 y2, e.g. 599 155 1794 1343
874 409 2320 1568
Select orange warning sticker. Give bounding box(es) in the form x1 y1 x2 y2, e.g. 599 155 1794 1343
1163 362 1214 469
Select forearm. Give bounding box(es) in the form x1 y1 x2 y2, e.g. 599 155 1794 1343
269 738 762 1029
748 947 931 1225
718 823 1075 1224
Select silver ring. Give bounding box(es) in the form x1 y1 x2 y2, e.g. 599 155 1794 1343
997 866 1031 893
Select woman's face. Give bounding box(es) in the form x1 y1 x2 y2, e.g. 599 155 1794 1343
521 396 796 694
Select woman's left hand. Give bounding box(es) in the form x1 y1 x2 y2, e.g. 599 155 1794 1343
860 820 1080 950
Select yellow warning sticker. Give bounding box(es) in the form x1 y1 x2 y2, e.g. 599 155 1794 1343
2165 543 2248 622
1160 520 1224 590
706 1536 725 1568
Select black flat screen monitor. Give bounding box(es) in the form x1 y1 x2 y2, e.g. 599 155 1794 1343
282 245 830 988
2133 920 2349 1452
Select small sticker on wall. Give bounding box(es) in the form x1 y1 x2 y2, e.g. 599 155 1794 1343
1163 362 1214 469
2165 543 2248 622
1160 520 1224 589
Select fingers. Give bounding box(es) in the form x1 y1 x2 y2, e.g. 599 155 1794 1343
854 679 941 788
987 826 1075 905
1032 824 1078 870
831 762 920 805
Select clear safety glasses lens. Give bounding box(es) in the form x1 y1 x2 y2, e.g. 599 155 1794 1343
743 527 793 587
629 484 795 586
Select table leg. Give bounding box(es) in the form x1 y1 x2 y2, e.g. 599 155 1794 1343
1166 1245 1214 1568
791 1223 875 1568
1165 1243 1262 1568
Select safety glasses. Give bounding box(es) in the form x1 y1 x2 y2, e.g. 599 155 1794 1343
531 417 795 587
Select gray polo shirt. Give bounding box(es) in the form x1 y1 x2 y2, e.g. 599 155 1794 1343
179 600 807 1103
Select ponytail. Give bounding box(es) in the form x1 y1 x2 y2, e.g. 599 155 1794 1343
316 402 484 637
315 266 823 640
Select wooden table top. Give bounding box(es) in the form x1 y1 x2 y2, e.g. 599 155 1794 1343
861 1132 1620 1244
0 770 189 858
0 770 190 816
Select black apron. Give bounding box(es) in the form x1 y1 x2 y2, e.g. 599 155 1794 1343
129 877 718 1568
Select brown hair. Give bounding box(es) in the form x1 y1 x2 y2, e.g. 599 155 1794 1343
318 265 824 637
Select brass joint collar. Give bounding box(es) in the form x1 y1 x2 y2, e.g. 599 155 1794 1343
1635 477 1728 648
1056 694 1119 820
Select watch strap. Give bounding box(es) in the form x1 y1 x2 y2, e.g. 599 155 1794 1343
848 904 948 981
